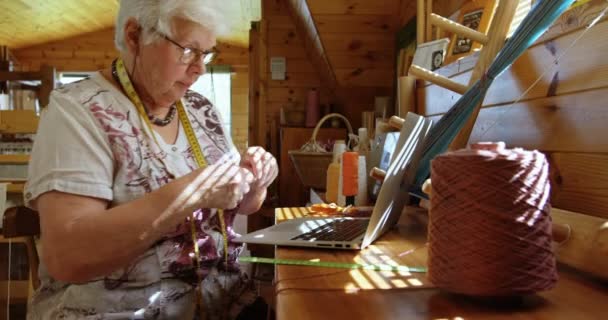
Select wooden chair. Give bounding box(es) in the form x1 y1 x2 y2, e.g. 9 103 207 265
2 206 41 291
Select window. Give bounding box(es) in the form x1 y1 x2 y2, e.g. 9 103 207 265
507 0 533 38
189 66 232 134
59 72 94 85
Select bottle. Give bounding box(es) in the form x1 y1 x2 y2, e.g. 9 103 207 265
341 152 359 206
325 140 345 204
358 127 370 153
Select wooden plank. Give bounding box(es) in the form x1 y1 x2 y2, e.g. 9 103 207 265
443 88 608 153
39 65 56 108
263 0 290 17
281 59 317 73
417 0 426 44
0 110 39 134
334 68 395 87
551 208 608 280
0 155 29 164
268 27 302 45
420 18 608 116
320 33 394 53
258 20 269 150
425 0 433 41
0 0 116 49
267 72 321 88
433 0 469 20
307 0 400 15
231 71 249 89
550 153 608 219
537 0 608 43
327 52 395 69
7 183 25 194
314 15 400 34
0 71 42 81
269 45 308 59
285 0 339 100
269 15 296 29
267 87 310 103
0 280 30 304
399 0 417 26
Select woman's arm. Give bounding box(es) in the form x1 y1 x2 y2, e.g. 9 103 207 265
38 163 251 283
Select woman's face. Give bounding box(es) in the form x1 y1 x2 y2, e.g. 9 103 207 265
137 18 216 108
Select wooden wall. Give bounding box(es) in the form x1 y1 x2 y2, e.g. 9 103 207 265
416 0 608 219
262 0 397 131
10 28 250 151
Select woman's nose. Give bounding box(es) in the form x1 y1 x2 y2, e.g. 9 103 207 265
188 59 206 76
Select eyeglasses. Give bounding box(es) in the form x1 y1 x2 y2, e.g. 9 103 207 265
161 33 216 65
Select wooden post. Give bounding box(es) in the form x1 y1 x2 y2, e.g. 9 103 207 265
249 22 260 147
397 76 416 116
425 0 434 41
417 0 426 44
0 46 10 95
552 208 608 280
428 13 489 44
38 65 56 108
449 0 519 150
409 65 468 94
244 20 269 151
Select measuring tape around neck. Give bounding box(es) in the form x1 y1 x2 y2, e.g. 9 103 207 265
113 57 229 316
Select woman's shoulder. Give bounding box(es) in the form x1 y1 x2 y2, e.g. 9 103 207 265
51 72 114 108
183 90 213 110
183 90 222 122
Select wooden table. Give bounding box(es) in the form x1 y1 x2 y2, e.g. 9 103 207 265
273 208 608 320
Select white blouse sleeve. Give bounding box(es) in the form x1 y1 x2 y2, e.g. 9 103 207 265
25 89 114 209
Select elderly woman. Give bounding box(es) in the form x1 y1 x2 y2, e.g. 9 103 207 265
24 0 277 319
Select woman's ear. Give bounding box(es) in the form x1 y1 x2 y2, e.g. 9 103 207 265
124 18 141 55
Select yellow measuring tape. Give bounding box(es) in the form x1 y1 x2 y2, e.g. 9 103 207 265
113 58 229 316
239 256 427 273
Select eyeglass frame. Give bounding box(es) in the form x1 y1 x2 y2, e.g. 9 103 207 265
158 32 217 65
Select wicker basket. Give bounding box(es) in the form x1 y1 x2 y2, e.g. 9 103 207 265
288 113 354 190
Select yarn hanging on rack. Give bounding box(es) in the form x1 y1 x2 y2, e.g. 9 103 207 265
428 142 557 296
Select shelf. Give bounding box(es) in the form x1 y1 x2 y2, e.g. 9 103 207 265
7 182 25 193
0 154 30 164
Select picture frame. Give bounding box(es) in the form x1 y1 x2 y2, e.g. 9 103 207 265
445 0 497 65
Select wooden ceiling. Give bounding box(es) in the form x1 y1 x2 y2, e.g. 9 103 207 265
0 0 261 50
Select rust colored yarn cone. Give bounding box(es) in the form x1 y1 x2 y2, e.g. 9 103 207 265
428 142 557 296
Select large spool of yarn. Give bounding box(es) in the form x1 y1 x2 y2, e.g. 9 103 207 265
428 142 557 296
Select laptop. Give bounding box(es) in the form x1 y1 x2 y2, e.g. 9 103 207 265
235 113 432 250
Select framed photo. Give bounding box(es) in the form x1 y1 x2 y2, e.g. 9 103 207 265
452 9 483 55
445 0 496 65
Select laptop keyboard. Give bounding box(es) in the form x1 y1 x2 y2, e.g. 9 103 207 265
291 219 369 242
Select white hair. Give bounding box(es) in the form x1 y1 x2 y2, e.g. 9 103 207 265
115 0 228 52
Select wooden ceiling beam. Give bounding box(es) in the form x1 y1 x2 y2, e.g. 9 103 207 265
285 0 339 102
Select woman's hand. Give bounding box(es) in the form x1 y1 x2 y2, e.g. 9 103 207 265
238 147 279 214
181 162 254 210
241 147 278 190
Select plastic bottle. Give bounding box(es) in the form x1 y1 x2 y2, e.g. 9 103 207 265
325 140 345 204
